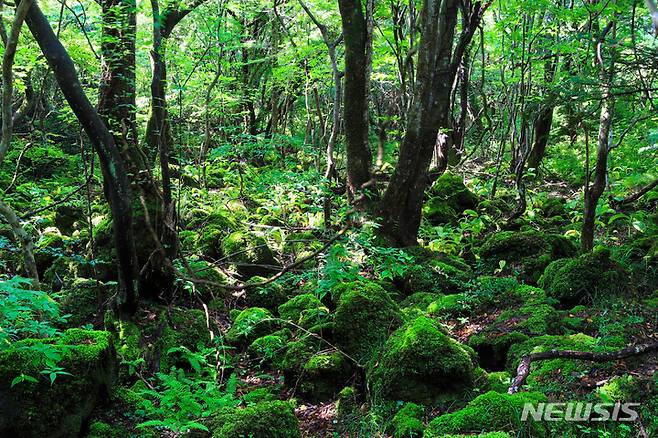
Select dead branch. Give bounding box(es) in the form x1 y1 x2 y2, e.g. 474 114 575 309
508 342 658 394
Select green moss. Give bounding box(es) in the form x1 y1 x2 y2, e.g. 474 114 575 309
400 292 442 311
539 249 630 306
280 335 324 379
157 307 211 371
248 334 289 366
392 402 425 438
335 386 359 421
0 329 116 438
87 420 126 438
427 293 472 318
485 371 511 393
278 293 323 322
58 278 110 328
423 199 458 225
333 281 403 364
479 231 576 284
221 231 279 279
368 316 476 403
424 173 479 225
225 307 277 347
247 279 289 310
404 261 470 295
300 351 353 401
423 391 548 437
505 333 614 396
210 400 301 438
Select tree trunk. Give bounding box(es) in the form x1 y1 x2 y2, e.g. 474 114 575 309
338 0 373 199
25 0 139 317
582 20 616 252
379 0 486 245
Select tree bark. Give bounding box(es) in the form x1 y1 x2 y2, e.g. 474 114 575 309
24 0 139 317
582 20 616 252
338 0 374 200
379 0 487 246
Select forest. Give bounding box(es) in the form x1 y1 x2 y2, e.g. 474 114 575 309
0 0 657 436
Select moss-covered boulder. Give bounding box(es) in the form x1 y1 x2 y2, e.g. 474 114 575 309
221 231 279 279
155 307 211 371
247 279 289 311
424 173 479 225
368 316 476 403
299 351 353 402
225 307 277 347
248 330 291 367
400 247 472 295
333 281 403 364
427 293 473 318
467 286 560 370
423 391 548 437
392 402 425 438
280 334 324 380
539 249 630 306
479 230 576 284
278 293 323 323
209 400 301 438
0 329 116 438
185 210 237 259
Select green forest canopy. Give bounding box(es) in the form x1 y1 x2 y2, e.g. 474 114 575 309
0 0 657 436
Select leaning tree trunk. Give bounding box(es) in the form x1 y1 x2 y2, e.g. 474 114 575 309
379 0 487 246
338 0 374 200
25 0 139 317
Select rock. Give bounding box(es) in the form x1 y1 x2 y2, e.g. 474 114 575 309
368 316 476 403
423 391 548 437
221 231 279 279
333 280 403 364
0 329 116 438
539 249 630 306
209 400 301 438
424 172 479 225
479 230 577 284
225 307 277 348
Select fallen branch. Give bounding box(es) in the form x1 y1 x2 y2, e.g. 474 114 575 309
611 177 658 208
508 342 658 394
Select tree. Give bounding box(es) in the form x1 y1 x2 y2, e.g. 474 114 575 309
379 0 488 246
338 0 374 200
25 0 139 317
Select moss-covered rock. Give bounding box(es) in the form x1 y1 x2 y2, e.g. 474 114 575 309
333 281 403 364
210 400 301 438
467 286 560 370
423 391 548 437
479 230 576 284
221 231 279 279
247 278 290 311
278 293 323 322
403 262 470 295
225 307 277 347
424 173 479 225
505 333 615 396
368 316 476 403
300 351 353 401
248 331 291 367
0 329 116 438
400 292 441 312
392 402 425 438
58 278 113 328
156 307 212 371
427 293 473 318
539 249 630 306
